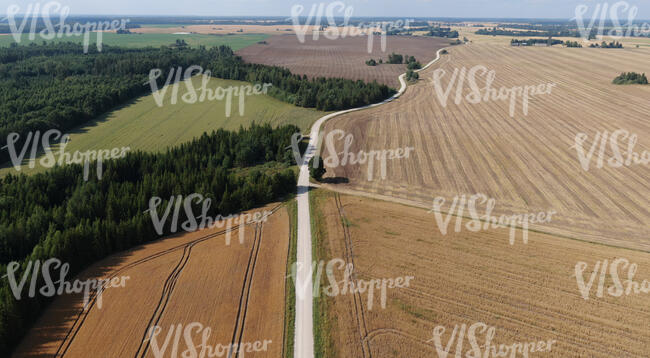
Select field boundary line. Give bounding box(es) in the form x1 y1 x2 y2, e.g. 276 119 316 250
294 46 451 358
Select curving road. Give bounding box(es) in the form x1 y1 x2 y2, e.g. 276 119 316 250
293 47 449 358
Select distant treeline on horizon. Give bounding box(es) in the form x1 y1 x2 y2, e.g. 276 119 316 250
3 16 650 29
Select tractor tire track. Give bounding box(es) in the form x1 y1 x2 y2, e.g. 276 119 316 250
228 222 264 358
57 205 283 358
334 193 371 358
135 240 196 358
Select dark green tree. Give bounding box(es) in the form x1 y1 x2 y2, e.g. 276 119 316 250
309 156 326 180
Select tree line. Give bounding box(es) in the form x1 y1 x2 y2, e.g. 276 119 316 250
0 123 299 354
590 41 624 48
385 26 459 38
510 38 564 46
0 42 395 165
478 27 591 38
366 53 421 69
0 43 218 165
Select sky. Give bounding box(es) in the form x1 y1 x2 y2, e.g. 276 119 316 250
1 0 650 19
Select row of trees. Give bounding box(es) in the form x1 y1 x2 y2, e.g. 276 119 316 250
477 27 591 38
590 41 624 48
510 38 564 46
0 123 299 354
366 54 420 69
0 42 396 165
387 53 420 65
385 26 459 38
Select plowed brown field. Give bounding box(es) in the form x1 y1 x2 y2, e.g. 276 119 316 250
320 43 650 251
313 190 650 358
236 35 448 87
12 204 290 358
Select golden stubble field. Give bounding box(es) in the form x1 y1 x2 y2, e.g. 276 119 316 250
320 42 650 251
12 204 290 358
313 190 650 358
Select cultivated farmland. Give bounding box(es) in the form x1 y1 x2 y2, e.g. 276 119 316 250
237 35 448 88
12 203 291 358
319 42 650 251
311 190 650 358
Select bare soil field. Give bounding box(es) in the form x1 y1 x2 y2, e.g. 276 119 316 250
237 35 448 87
320 42 650 251
12 203 290 358
312 189 650 358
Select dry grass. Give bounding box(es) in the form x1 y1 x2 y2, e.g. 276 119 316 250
237 35 448 87
320 42 650 251
314 190 650 358
12 204 289 358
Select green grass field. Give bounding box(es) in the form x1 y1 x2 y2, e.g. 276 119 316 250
0 32 267 50
0 76 324 176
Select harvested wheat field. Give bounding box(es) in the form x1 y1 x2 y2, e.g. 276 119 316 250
311 189 650 358
320 42 650 251
12 203 290 358
237 35 448 87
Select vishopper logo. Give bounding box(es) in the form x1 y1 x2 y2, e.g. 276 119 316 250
289 130 415 181
289 1 413 53
2 129 130 181
288 258 414 310
574 258 650 300
431 65 556 118
571 129 649 171
143 322 272 358
573 1 650 40
2 258 130 309
427 322 556 358
147 66 272 118
145 194 272 245
428 194 557 245
2 1 130 53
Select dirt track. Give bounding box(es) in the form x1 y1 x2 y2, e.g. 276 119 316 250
237 35 448 88
12 204 290 358
320 43 650 251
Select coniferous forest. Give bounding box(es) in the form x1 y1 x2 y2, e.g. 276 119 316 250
0 123 299 353
0 43 395 164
